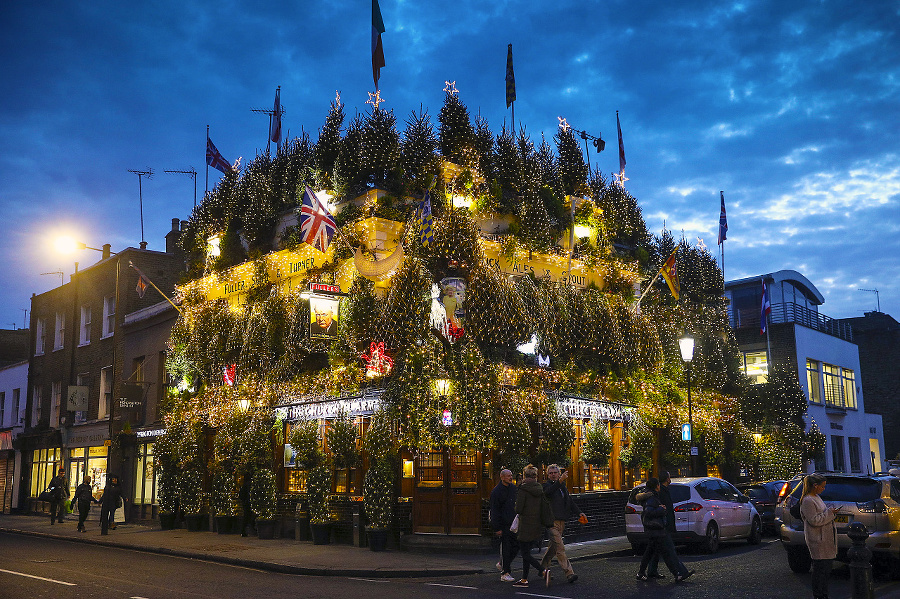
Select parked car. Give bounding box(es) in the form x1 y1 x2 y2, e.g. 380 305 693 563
625 477 762 554
777 474 900 578
737 480 786 535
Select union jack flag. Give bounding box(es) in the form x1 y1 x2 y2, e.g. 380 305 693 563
206 137 232 174
299 185 337 253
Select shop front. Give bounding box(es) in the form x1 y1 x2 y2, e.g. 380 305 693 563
131 427 165 521
65 424 111 508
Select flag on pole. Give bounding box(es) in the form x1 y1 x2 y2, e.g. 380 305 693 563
372 0 386 89
660 248 680 300
617 111 626 176
269 87 282 145
718 191 728 245
760 280 772 334
417 191 434 247
299 185 337 253
131 261 152 299
206 137 232 174
505 44 516 109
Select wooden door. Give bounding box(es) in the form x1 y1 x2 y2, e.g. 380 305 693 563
413 451 446 533
448 449 480 534
412 449 483 534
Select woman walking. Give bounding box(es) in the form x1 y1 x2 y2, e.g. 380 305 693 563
513 465 551 589
800 474 838 599
99 474 125 535
636 477 694 582
72 475 99 532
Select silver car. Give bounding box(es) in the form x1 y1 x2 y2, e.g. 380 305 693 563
625 476 762 554
778 474 900 577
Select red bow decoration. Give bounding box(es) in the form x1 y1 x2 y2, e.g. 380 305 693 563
361 341 394 377
447 321 465 342
222 364 236 386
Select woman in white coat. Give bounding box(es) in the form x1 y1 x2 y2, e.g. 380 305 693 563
799 473 838 599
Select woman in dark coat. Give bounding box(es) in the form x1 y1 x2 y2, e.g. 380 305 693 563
512 465 550 589
99 474 125 535
636 478 693 582
72 475 99 532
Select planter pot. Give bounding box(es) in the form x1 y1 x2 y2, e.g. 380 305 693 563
215 515 237 534
256 519 277 539
366 527 389 552
159 512 177 530
310 522 332 545
185 513 205 532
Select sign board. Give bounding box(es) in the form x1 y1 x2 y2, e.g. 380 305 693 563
681 423 692 442
116 384 144 425
67 386 89 411
690 446 699 456
310 282 341 294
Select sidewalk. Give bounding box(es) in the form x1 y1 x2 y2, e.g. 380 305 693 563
0 514 633 578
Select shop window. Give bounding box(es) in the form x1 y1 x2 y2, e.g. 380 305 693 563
135 443 158 504
806 359 822 404
30 448 62 497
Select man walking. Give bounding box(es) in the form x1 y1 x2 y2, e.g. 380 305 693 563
541 464 586 583
644 470 680 578
48 467 69 524
489 468 519 582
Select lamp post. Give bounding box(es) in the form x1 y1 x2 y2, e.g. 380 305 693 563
679 334 696 476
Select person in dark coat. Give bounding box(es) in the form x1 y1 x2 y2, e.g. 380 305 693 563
48 467 69 525
72 475 99 532
541 464 586 583
99 474 125 535
489 468 519 582
636 478 694 582
239 474 255 537
645 471 679 578
513 465 550 589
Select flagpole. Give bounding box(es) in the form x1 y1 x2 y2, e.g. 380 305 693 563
130 261 182 314
205 125 210 197
762 276 771 367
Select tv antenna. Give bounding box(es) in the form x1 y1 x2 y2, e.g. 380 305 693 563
858 288 881 312
128 168 153 245
41 270 64 286
165 168 198 209
251 86 285 154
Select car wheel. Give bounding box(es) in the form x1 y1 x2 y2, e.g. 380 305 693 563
747 517 762 545
786 545 812 573
703 521 720 554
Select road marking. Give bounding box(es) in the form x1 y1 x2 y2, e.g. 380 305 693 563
516 593 571 599
426 583 479 589
348 577 390 583
0 568 77 586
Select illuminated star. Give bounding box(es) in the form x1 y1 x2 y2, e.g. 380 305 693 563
443 80 459 95
558 116 570 131
366 89 384 109
613 171 629 188
697 237 707 252
335 90 341 105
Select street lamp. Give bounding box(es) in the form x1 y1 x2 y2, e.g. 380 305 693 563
679 334 696 476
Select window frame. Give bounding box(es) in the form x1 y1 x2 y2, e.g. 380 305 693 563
53 312 65 351
102 296 115 339
806 359 822 404
35 318 46 355
98 366 112 419
79 305 91 346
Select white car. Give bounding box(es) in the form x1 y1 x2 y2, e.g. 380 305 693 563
625 476 762 554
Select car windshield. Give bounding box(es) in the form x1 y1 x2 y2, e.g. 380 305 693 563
819 479 882 503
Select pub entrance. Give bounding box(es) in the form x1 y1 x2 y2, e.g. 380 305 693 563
412 448 484 534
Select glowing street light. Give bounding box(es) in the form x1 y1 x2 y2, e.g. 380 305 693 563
679 334 697 476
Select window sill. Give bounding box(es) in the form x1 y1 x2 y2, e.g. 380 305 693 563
100 333 114 340
78 342 90 348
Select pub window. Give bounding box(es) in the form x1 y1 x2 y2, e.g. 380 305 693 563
286 469 307 493
30 447 62 497
417 452 444 487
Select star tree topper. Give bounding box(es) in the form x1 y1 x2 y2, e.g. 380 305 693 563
366 89 385 109
443 80 459 96
557 116 570 131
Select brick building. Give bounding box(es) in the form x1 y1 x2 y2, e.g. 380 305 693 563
21 220 184 512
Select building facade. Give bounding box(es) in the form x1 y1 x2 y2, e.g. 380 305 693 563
725 270 886 474
21 220 184 513
0 358 27 513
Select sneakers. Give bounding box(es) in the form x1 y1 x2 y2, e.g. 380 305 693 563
500 573 516 582
512 579 529 588
649 573 665 579
544 569 551 587
675 570 695 583
636 573 648 581
567 574 578 583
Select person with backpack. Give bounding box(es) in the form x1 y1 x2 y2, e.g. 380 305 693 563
636 477 694 582
512 465 552 589
799 474 838 599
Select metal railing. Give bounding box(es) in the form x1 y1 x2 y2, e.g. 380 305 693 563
729 302 853 342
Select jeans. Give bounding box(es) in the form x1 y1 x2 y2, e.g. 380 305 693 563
500 529 520 574
541 520 574 576
77 504 91 530
640 534 688 577
811 558 833 598
519 539 544 580
100 505 116 534
49 498 65 523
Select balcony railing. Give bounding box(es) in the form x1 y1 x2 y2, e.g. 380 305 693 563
729 302 854 342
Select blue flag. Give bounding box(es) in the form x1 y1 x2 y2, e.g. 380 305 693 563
718 191 728 245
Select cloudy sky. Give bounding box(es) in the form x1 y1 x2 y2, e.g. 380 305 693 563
1 0 898 332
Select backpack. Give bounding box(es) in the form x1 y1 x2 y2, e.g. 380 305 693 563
790 498 802 520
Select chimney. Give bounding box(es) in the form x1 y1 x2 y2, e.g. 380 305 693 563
140 241 148 250
166 218 181 254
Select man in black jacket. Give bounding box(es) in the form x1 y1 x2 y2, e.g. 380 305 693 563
541 464 586 583
72 475 99 532
646 471 680 578
99 475 125 535
48 468 69 525
489 469 519 582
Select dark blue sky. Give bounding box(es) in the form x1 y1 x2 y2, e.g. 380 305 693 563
1 0 898 331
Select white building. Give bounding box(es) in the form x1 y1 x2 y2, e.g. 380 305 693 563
0 359 28 512
725 270 886 474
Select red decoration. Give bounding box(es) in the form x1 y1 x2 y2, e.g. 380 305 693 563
223 364 236 386
361 341 394 378
447 321 464 342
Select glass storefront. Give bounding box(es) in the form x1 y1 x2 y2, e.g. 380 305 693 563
30 448 63 497
135 442 159 506
68 446 108 499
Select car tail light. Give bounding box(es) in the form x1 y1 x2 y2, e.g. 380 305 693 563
777 482 790 502
625 505 638 514
857 500 886 513
674 502 703 512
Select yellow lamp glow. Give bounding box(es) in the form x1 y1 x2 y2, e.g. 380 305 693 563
207 233 222 258
238 398 250 411
451 195 472 209
573 224 592 239
433 378 452 396
54 236 86 254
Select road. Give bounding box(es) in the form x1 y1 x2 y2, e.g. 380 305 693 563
1 532 898 599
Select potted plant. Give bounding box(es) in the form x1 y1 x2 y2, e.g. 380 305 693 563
582 418 613 467
211 465 237 534
251 468 278 539
179 468 204 531
154 431 178 529
306 456 333 545
363 409 396 550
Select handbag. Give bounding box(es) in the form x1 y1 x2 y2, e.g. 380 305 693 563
38 489 54 502
509 514 520 533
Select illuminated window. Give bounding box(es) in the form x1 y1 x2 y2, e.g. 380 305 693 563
806 359 822 404
742 351 768 384
842 368 857 410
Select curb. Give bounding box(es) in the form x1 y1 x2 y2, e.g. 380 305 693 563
0 527 485 578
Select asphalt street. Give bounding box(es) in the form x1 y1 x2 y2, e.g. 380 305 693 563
1 532 899 599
